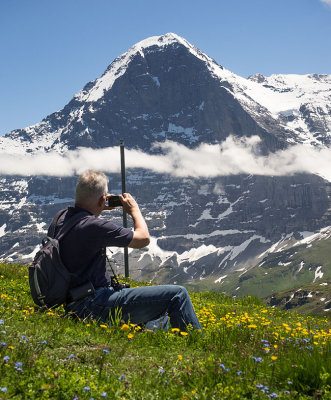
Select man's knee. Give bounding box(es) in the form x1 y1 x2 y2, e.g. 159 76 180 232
150 284 190 303
171 285 190 301
177 285 188 294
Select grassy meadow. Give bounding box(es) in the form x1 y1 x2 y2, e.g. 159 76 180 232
0 262 330 399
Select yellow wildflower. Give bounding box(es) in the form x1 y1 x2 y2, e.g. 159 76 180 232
41 384 51 390
121 324 130 331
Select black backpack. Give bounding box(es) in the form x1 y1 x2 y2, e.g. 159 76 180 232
29 209 87 308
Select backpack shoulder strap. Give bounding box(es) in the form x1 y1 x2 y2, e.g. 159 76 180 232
54 211 90 242
48 208 68 238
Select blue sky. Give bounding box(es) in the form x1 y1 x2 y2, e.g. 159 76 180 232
0 0 330 136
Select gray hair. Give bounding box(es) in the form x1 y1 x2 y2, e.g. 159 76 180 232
75 170 108 205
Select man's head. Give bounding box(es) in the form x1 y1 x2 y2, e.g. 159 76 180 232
75 170 108 215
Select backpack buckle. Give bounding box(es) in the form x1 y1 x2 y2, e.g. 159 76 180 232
42 238 49 247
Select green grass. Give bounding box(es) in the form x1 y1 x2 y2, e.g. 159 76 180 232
0 263 330 399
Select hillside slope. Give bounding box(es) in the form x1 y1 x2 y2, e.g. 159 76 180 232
187 226 331 316
265 281 331 316
0 262 330 399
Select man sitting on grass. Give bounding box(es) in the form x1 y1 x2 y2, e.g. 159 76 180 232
48 170 202 332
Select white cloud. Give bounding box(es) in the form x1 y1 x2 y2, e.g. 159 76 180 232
0 136 331 182
321 0 331 6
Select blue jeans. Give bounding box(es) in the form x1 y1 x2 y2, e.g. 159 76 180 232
65 284 202 332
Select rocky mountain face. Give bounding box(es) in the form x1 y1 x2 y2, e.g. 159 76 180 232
0 33 330 291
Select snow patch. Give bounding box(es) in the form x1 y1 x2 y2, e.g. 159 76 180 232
217 196 243 219
22 245 40 260
258 233 295 258
313 266 324 283
140 237 220 266
298 261 305 273
177 245 218 264
297 227 331 246
197 209 214 221
167 123 198 143
197 185 210 195
0 224 6 238
36 222 47 233
300 231 315 239
214 275 227 283
286 293 295 303
229 235 269 261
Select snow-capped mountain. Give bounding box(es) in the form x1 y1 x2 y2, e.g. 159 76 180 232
0 33 330 291
1 33 330 156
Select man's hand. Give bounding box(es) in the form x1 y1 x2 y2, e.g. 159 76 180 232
119 193 140 215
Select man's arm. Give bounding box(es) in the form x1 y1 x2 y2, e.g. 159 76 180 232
119 193 150 249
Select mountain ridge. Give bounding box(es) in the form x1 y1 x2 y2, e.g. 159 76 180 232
1 33 330 154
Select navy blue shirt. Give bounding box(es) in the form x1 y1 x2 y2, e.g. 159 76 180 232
48 206 133 289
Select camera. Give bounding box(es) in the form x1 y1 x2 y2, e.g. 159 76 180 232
107 196 122 207
111 276 130 291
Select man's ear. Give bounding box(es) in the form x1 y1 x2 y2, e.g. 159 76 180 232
98 195 106 207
